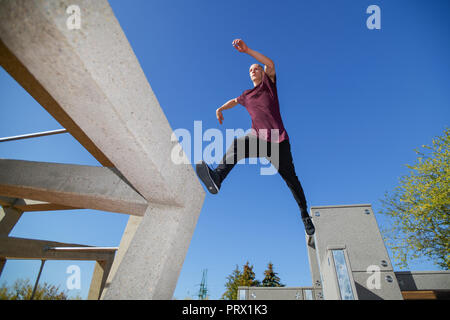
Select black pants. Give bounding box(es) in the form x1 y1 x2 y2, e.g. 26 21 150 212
214 133 308 215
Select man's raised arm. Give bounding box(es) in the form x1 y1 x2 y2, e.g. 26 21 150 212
232 39 276 80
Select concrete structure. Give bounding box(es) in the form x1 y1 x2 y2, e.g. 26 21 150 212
239 204 450 300
310 204 403 300
0 0 205 299
0 196 117 300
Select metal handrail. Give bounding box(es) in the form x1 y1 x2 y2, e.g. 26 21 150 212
43 246 119 252
0 129 68 142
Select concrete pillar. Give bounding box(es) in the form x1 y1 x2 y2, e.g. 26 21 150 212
0 202 21 277
88 259 113 300
102 200 204 299
100 215 142 299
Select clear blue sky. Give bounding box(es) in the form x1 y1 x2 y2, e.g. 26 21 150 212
0 0 449 300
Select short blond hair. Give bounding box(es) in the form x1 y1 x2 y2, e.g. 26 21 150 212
249 63 263 71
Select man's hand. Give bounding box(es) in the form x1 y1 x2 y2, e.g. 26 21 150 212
216 108 224 125
232 39 275 73
216 99 238 125
232 39 248 53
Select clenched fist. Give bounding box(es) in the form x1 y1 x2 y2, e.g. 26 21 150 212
232 39 248 53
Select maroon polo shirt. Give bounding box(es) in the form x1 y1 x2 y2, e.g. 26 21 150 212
237 71 289 143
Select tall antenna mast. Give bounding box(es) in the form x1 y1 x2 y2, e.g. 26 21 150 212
197 269 208 300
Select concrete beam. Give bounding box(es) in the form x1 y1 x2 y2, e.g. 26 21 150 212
0 159 148 216
0 196 80 212
13 201 80 212
0 237 116 261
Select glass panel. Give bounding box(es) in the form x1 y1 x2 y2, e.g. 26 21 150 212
332 250 355 300
304 289 313 300
239 289 246 300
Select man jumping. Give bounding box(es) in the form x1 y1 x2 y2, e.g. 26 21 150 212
196 39 315 235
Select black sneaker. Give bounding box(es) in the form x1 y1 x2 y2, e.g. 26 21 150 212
195 161 221 194
302 215 315 236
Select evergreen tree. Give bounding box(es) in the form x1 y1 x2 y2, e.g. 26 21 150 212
261 262 285 287
221 265 242 300
240 261 260 287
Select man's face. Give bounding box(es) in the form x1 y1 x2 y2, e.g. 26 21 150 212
249 64 263 83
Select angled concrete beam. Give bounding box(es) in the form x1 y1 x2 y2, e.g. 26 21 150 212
0 204 23 236
0 0 202 207
0 159 148 216
0 41 113 167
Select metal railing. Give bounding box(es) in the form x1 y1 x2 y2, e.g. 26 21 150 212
0 129 68 143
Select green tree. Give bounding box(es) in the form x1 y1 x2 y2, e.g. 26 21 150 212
221 262 261 300
0 278 81 300
379 127 450 270
221 265 242 300
261 262 285 287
